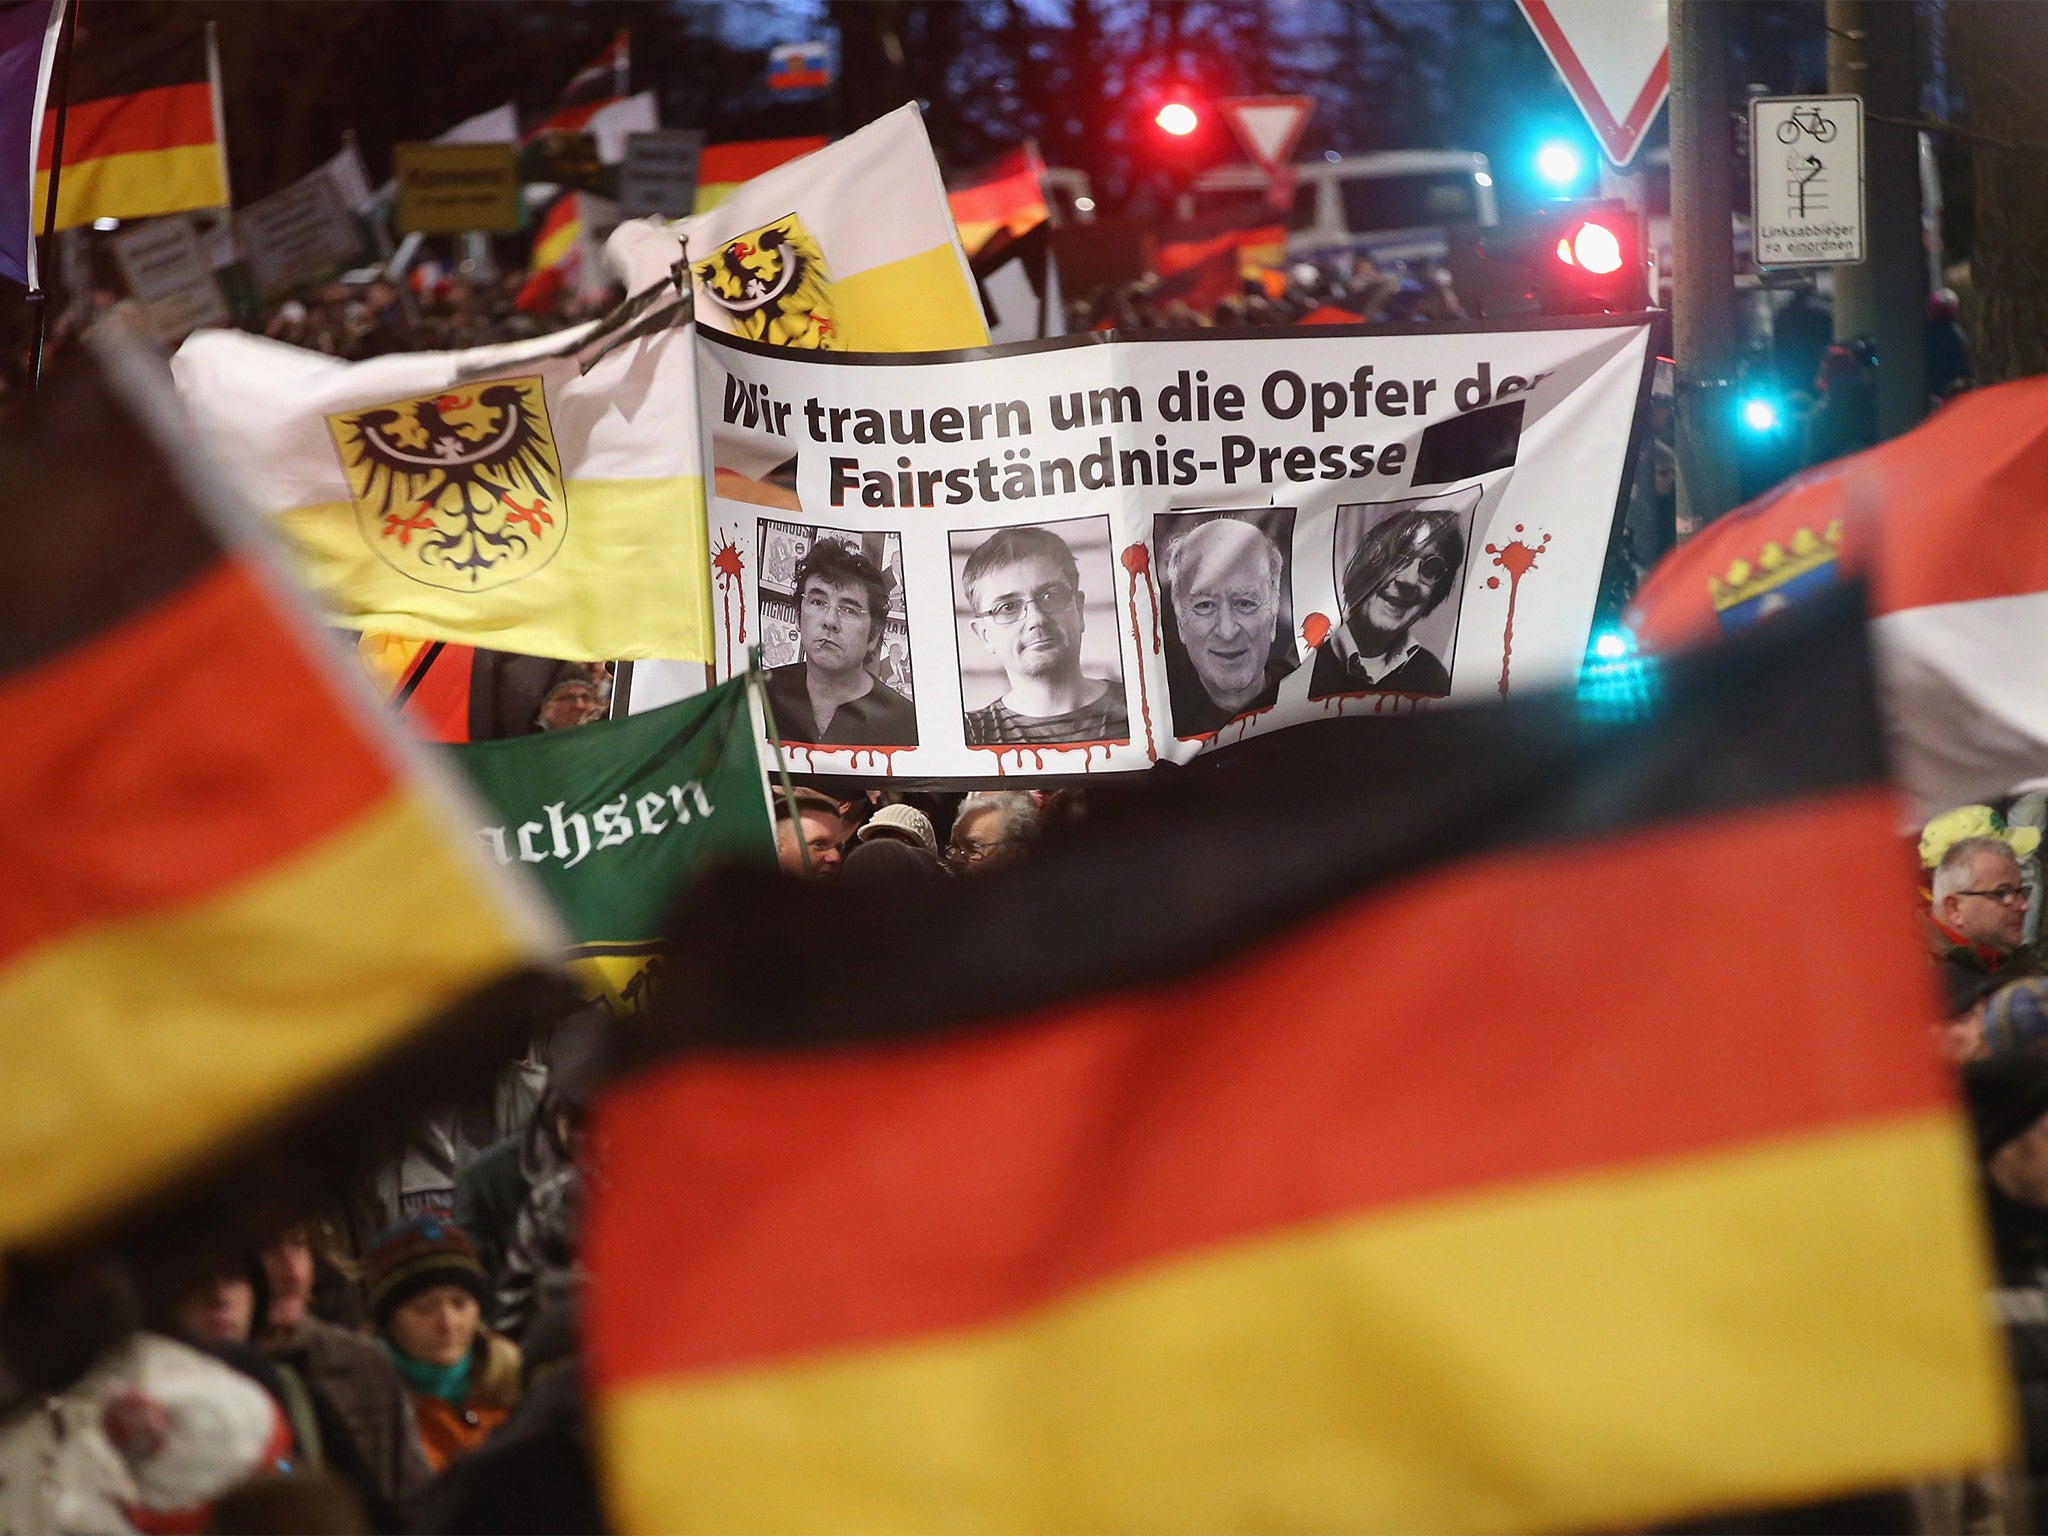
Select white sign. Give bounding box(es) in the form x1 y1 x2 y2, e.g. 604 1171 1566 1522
657 321 1652 783
1219 96 1312 174
619 129 704 221
1750 95 1865 267
1516 0 1669 167
238 170 365 298
110 216 229 344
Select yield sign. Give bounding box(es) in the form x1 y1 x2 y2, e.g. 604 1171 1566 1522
1516 0 1669 166
1218 95 1313 174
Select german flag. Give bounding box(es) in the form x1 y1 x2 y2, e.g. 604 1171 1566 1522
947 144 1051 258
693 135 827 213
35 19 228 234
585 587 2011 1534
0 337 559 1277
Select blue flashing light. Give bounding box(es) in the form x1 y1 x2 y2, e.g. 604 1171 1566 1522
1535 140 1583 190
1740 396 1781 433
1591 628 1630 661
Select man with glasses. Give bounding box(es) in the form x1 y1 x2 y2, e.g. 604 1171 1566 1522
1310 504 1466 700
1932 834 2042 982
764 539 918 747
960 526 1127 746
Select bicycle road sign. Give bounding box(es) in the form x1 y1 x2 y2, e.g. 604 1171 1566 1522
1750 94 1864 267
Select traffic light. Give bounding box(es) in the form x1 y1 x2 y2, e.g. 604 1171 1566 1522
1447 201 1650 317
1155 101 1200 137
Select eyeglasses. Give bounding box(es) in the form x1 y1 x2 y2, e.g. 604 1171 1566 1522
1959 884 2036 906
801 590 872 623
947 838 1006 862
979 583 1078 625
1395 554 1454 587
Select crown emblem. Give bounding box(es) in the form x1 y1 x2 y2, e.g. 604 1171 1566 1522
1708 519 1843 614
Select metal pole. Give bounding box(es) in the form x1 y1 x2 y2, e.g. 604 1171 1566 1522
1827 0 1924 438
1668 0 1744 526
28 0 79 391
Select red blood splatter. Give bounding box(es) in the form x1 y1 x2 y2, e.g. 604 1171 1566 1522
1486 576 1500 590
1316 689 1431 718
1121 545 1160 761
711 534 746 672
1302 612 1332 651
1180 705 1273 750
1484 526 1553 697
967 738 1127 778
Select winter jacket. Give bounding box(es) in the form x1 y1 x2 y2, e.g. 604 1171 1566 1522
266 1316 431 1509
406 1331 521 1475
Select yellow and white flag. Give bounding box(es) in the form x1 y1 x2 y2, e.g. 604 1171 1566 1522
171 312 710 663
609 103 987 354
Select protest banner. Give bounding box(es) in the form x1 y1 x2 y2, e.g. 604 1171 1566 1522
682 316 1651 782
237 160 366 298
588 589 2008 1535
110 214 229 343
393 140 519 234
173 286 711 664
451 678 773 1015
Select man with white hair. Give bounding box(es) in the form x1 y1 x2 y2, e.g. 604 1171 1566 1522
1932 834 2041 982
1163 517 1292 736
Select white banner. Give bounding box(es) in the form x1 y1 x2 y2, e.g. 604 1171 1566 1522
682 319 1650 781
238 162 366 298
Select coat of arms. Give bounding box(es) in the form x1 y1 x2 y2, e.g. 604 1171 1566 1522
327 376 566 591
692 213 841 349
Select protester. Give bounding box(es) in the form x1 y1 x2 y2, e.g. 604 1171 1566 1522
1930 834 2042 983
364 1217 521 1475
855 801 940 857
840 837 951 893
260 1225 433 1511
775 785 849 877
492 1022 600 1344
762 541 918 746
947 791 1040 873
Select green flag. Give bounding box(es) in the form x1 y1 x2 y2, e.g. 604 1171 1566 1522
451 677 773 1013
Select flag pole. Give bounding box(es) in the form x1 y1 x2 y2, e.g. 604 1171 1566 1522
747 646 812 877
27 0 79 391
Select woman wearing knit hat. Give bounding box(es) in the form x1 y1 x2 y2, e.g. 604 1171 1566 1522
363 1216 521 1473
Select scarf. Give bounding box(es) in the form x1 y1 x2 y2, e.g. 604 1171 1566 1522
385 1339 475 1404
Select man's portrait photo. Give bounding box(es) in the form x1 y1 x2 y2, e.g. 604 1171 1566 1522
1309 488 1481 702
757 521 919 747
1155 508 1299 738
951 519 1129 747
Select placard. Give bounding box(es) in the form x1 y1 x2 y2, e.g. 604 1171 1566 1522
393 141 520 234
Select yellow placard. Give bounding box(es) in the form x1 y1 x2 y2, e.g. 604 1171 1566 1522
394 142 520 234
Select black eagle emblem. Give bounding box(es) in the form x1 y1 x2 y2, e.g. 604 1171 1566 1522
331 377 565 588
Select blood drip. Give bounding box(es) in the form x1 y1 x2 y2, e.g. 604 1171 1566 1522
1483 524 1552 697
1301 611 1332 651
967 739 1126 778
1120 545 1160 761
711 535 747 672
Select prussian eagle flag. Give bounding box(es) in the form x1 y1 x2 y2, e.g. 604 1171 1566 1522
608 102 987 354
171 285 711 664
0 333 561 1260
586 585 2009 1534
1628 374 2048 820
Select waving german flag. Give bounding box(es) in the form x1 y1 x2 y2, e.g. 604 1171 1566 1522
586 587 2009 1533
36 18 228 233
0 338 559 1268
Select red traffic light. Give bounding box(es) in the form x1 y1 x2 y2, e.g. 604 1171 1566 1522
1554 220 1624 275
1155 101 1199 137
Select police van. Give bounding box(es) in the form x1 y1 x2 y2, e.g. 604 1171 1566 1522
1177 150 1500 264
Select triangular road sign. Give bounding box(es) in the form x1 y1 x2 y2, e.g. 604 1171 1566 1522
1517 0 1669 166
1218 96 1313 174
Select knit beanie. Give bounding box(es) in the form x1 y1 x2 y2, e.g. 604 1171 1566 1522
1964 1053 2048 1160
363 1216 489 1331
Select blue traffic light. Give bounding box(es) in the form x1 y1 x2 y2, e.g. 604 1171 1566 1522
1535 140 1583 191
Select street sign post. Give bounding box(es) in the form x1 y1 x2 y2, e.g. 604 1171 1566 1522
1217 95 1312 209
1749 94 1865 267
1516 0 1669 167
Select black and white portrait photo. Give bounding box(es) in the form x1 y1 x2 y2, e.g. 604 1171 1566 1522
1154 507 1299 738
951 518 1129 747
1309 488 1481 701
757 521 918 747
